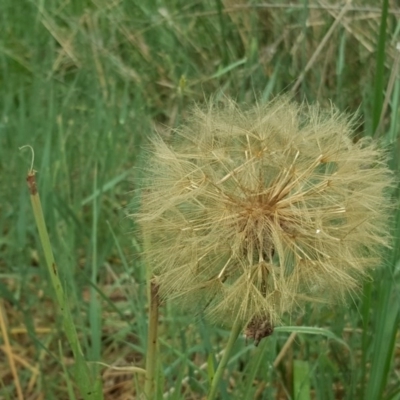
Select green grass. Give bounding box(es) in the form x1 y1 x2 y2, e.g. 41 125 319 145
1 0 399 399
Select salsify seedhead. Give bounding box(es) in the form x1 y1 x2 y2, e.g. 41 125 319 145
136 96 393 333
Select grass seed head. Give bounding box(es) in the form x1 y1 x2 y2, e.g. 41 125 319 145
135 96 393 328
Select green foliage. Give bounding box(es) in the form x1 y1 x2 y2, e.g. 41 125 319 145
0 0 399 399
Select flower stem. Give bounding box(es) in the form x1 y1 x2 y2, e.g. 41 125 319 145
207 318 242 400
144 280 159 399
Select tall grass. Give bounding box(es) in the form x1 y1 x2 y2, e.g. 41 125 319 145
0 0 399 399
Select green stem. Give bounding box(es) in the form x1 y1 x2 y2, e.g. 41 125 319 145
144 280 159 399
207 318 243 400
26 170 102 399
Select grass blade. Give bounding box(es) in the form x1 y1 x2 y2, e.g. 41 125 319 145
293 360 311 400
372 0 389 132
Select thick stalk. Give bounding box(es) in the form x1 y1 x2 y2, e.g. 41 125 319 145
144 280 159 399
207 318 242 400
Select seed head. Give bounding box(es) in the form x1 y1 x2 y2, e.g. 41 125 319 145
135 96 393 328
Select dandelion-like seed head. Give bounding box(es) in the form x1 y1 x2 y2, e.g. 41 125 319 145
136 96 393 334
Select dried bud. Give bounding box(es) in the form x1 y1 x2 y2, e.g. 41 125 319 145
135 96 393 328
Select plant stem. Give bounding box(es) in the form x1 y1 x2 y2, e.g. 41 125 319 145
144 280 159 399
25 168 103 399
207 318 242 400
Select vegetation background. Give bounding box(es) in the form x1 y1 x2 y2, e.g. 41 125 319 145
0 0 399 399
